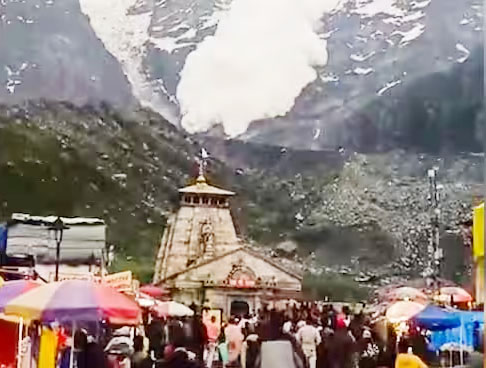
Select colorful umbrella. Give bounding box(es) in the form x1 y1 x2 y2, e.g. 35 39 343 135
5 280 141 325
387 287 428 302
0 280 41 312
139 285 168 298
436 287 473 303
386 301 426 323
150 301 194 318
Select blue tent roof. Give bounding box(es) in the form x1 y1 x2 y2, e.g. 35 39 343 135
453 311 484 325
413 305 461 331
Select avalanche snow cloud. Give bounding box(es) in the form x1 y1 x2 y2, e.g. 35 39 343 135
177 0 342 137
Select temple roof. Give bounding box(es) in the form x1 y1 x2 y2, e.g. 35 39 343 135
178 175 235 196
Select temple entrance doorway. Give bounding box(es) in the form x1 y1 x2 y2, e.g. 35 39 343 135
230 300 249 317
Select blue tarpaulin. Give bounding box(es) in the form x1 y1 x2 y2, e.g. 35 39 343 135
428 311 484 351
413 305 461 331
0 224 7 253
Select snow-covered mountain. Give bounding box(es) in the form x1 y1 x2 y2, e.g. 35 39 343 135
0 0 136 109
0 0 483 149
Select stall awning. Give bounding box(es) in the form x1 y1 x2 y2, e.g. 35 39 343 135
412 305 460 331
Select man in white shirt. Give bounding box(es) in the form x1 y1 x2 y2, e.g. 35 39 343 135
296 319 321 368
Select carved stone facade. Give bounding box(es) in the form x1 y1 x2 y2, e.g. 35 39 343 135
153 175 302 315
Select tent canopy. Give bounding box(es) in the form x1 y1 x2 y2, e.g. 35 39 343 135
412 305 460 331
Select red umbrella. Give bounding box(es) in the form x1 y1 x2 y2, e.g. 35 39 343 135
436 287 472 303
139 285 168 298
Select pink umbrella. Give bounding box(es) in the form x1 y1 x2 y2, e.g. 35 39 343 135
437 287 472 303
139 285 169 298
386 301 427 323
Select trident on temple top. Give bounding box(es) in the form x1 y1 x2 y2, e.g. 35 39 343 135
198 148 209 177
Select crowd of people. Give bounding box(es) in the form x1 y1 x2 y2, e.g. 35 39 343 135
52 303 482 368
129 304 434 368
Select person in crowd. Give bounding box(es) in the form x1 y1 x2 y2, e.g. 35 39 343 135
160 346 203 368
328 318 356 368
189 315 208 362
240 323 260 368
317 326 334 368
131 336 147 368
147 317 165 359
394 340 427 368
225 317 245 367
296 317 321 368
358 330 379 368
206 315 221 344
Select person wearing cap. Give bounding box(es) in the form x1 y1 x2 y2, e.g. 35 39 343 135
358 330 379 368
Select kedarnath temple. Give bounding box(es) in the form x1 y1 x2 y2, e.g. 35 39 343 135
153 169 302 316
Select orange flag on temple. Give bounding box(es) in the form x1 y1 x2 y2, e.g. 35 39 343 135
473 202 484 259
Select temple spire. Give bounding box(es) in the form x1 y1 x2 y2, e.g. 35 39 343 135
198 148 209 181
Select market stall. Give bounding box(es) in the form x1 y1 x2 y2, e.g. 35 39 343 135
4 280 142 368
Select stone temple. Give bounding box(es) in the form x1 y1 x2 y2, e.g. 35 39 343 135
153 172 302 316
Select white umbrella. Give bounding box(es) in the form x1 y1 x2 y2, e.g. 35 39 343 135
151 301 194 318
136 293 158 308
385 301 426 323
440 343 473 352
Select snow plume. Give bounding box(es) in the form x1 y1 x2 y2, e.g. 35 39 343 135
177 0 342 137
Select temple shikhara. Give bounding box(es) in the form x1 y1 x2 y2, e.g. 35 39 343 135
153 163 302 315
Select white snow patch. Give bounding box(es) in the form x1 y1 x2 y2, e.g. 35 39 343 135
354 35 368 43
353 0 405 18
151 37 179 53
320 73 339 83
410 0 431 10
321 27 339 39
377 79 401 96
350 51 375 62
313 128 321 140
79 0 177 123
456 43 470 63
401 11 425 23
382 17 402 26
353 67 374 75
177 0 343 137
392 23 425 46
460 18 471 25
4 62 29 94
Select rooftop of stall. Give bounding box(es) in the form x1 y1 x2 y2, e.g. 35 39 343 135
4 213 106 266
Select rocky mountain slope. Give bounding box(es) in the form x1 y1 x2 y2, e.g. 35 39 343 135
0 102 482 292
199 138 483 283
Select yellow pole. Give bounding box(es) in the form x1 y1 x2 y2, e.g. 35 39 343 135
16 317 23 368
